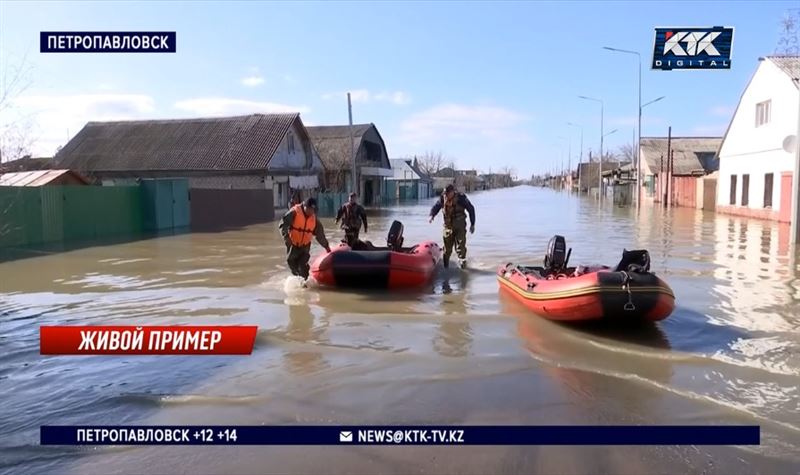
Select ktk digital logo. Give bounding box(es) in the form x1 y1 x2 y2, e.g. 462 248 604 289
652 26 734 71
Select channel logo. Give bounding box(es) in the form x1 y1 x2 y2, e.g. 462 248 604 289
652 26 733 70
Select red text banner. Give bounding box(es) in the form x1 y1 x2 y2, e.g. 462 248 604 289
40 326 258 355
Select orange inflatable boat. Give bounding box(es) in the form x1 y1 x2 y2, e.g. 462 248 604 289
310 221 442 289
497 235 675 322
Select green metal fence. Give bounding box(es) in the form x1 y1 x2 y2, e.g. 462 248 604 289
0 178 190 249
316 192 349 217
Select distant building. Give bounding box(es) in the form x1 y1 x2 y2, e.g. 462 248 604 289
53 113 324 211
307 123 393 206
432 167 457 194
386 158 433 200
715 55 800 222
639 137 722 208
0 156 53 173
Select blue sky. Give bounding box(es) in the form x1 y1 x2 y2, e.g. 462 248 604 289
0 0 796 178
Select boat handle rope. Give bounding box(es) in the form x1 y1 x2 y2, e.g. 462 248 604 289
620 271 636 311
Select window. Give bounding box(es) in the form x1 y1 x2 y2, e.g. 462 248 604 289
288 133 295 153
764 173 774 208
755 100 771 127
730 175 737 205
741 174 749 206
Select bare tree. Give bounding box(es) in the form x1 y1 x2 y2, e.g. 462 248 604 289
415 150 452 176
0 51 35 163
617 143 635 163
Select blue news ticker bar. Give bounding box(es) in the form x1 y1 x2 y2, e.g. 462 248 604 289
40 425 760 446
40 32 177 53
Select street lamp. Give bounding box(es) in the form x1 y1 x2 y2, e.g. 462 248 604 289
579 95 604 200
567 122 582 194
643 95 665 109
603 46 641 209
555 137 568 190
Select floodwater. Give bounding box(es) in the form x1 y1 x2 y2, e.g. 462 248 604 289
2 185 800 474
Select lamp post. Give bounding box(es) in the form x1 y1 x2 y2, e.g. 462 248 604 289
579 95 604 201
567 122 582 193
639 96 666 195
556 136 568 191
602 128 618 193
603 46 641 209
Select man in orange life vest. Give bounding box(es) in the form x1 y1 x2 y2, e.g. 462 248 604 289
279 197 331 279
429 184 475 268
335 192 368 247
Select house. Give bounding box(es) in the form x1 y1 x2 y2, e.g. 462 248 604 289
0 169 90 186
307 123 393 206
716 55 800 222
386 158 434 201
639 137 722 208
577 160 621 197
53 113 324 213
432 167 457 194
481 173 513 190
0 156 53 173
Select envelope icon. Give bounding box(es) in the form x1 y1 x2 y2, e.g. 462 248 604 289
339 431 353 442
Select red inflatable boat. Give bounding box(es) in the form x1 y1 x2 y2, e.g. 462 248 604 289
310 221 442 289
497 235 675 322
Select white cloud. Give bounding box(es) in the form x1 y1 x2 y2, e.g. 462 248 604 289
241 76 265 87
3 93 156 157
397 103 531 147
692 124 728 135
321 89 410 105
173 97 309 116
710 105 735 117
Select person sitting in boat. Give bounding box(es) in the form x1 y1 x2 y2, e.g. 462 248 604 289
335 192 368 247
345 221 408 253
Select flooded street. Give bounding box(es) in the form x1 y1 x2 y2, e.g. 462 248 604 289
2 185 800 474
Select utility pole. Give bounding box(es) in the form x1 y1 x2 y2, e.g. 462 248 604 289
665 126 671 208
791 79 800 244
348 92 357 196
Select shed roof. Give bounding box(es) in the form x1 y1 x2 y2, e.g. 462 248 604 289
54 113 304 172
639 137 722 175
0 169 89 186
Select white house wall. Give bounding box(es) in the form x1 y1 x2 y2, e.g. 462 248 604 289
716 59 799 217
267 121 312 171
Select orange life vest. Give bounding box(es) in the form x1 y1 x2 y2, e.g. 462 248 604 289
289 204 315 246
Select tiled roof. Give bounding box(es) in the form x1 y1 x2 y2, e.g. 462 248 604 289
307 124 373 170
54 113 301 172
639 137 722 175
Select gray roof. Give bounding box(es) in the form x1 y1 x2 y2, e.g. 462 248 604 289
639 137 722 175
307 124 375 170
389 158 432 182
765 55 800 86
54 113 302 172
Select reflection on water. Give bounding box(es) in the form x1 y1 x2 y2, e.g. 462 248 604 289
3 186 800 473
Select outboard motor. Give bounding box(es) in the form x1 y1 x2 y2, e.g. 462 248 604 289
544 235 571 274
387 220 405 252
614 249 651 273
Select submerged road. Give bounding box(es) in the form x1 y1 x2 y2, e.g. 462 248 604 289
1 185 799 474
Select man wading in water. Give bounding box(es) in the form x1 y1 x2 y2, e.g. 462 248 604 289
335 192 368 247
279 197 331 280
428 184 476 268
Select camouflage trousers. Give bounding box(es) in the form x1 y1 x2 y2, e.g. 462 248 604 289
443 226 467 261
